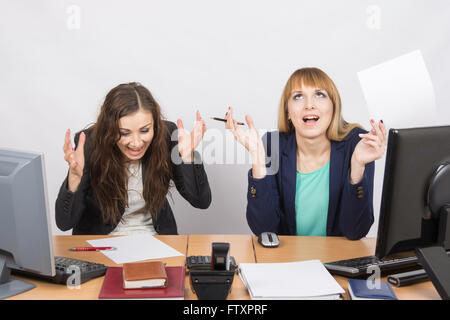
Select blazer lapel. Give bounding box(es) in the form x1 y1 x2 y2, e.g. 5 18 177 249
281 133 297 234
327 140 345 235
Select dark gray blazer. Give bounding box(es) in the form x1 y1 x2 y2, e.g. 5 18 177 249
55 121 211 235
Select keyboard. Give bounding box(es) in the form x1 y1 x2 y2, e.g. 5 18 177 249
324 255 422 278
12 256 107 284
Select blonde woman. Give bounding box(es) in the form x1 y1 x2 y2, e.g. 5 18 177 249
226 67 386 240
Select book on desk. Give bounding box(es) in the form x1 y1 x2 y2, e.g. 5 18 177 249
99 265 185 300
122 261 168 289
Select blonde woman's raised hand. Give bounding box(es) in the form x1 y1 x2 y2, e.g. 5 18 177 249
225 107 267 178
353 119 387 165
350 119 387 184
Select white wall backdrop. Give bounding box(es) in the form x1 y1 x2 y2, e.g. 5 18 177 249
1 0 449 237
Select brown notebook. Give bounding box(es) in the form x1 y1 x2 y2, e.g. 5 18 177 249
122 261 168 289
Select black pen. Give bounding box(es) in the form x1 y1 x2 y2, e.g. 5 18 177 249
210 117 245 126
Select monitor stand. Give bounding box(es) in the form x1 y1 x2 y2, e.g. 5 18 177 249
415 207 450 300
416 246 450 300
0 257 36 299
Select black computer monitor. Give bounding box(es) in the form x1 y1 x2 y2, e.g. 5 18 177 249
0 149 55 299
374 125 450 299
375 125 450 259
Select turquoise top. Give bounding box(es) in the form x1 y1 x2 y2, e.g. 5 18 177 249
295 161 330 236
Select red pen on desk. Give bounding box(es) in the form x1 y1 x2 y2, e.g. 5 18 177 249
69 247 116 251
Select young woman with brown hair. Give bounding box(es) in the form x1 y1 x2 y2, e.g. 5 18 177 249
226 67 386 240
56 82 211 235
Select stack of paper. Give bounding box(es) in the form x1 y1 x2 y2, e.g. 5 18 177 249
239 260 344 300
87 234 184 264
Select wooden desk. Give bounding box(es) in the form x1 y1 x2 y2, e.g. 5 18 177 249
253 235 441 300
8 235 187 300
7 235 441 300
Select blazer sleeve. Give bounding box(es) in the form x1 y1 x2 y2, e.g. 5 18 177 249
54 131 90 231
338 134 375 240
167 121 212 209
246 132 285 235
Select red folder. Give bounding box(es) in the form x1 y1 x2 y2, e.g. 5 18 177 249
99 266 185 299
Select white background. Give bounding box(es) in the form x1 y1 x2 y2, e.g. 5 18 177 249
1 0 449 237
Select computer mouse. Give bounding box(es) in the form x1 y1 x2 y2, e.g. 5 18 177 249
258 232 280 248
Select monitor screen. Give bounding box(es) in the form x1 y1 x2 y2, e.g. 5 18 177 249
375 126 450 259
0 149 55 298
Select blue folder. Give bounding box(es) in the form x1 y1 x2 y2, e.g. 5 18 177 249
348 279 398 300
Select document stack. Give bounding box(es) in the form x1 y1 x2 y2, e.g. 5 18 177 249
239 260 344 300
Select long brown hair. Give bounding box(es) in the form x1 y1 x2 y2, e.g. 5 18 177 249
278 67 363 141
89 82 172 226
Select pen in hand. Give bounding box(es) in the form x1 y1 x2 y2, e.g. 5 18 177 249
69 247 116 251
210 117 245 126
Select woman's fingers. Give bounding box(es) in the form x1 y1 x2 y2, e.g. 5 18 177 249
362 138 378 147
176 119 186 142
202 119 206 136
64 150 73 163
227 108 239 136
225 107 255 151
70 155 78 169
225 107 234 130
361 136 385 153
235 129 247 148
64 130 85 159
65 151 75 166
63 129 73 153
362 139 383 154
232 112 239 132
359 133 381 144
62 129 84 178
75 132 86 155
379 120 387 142
177 118 184 131
370 119 384 141
64 151 80 174
245 114 255 130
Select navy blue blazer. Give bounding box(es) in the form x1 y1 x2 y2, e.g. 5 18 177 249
246 128 374 240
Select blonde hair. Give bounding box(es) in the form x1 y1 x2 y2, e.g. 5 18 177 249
278 67 362 141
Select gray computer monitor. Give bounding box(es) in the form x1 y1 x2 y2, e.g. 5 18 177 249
0 148 55 299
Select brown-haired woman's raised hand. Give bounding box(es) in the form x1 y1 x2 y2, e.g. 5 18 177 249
63 129 86 192
177 110 206 163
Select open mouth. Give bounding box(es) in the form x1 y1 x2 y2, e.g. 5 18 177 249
127 146 145 156
302 115 320 124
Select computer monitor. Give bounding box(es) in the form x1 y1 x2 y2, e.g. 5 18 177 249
375 125 450 259
374 125 450 299
0 149 55 299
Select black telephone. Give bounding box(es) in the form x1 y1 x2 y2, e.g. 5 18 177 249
189 243 236 300
186 255 237 271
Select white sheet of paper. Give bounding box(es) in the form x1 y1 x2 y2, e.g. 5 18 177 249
87 234 184 264
239 260 344 299
357 50 437 129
